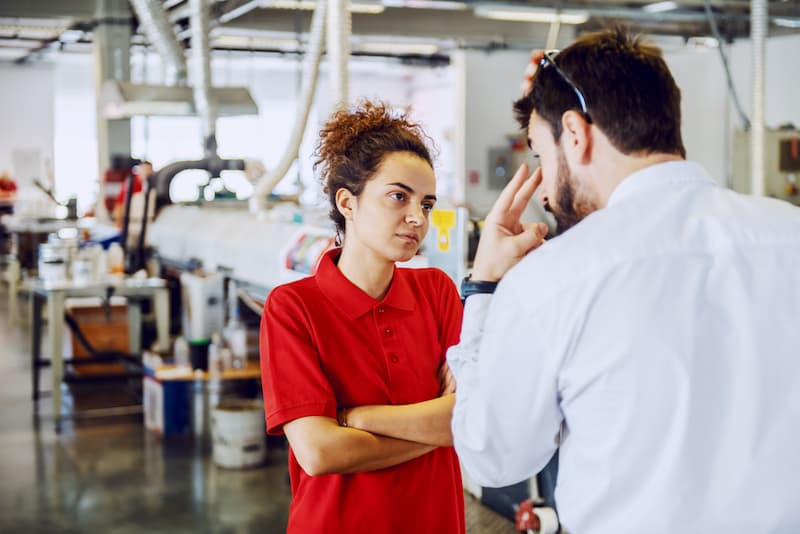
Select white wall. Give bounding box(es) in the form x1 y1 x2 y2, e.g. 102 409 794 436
0 50 454 211
52 56 98 212
0 64 54 187
129 56 440 203
663 46 728 184
663 34 800 188
454 48 532 217
409 66 457 203
729 34 800 130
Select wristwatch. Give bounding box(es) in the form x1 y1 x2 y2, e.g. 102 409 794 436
461 276 498 301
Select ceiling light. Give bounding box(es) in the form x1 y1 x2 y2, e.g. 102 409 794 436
213 34 301 51
642 1 678 14
357 42 439 55
381 0 467 9
59 29 84 43
263 0 385 14
686 36 719 48
474 5 589 24
773 17 800 29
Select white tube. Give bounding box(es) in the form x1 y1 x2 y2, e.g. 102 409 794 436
190 0 217 152
750 0 766 196
327 0 351 109
249 0 327 210
535 507 560 534
129 0 187 85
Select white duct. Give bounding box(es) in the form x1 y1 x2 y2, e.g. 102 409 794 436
129 0 187 85
327 0 351 109
750 0 766 196
190 0 217 154
250 0 328 210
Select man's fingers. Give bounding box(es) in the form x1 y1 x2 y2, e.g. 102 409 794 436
488 163 530 217
512 222 549 255
508 167 543 218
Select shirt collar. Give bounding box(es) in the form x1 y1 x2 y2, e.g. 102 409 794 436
607 160 715 207
315 248 416 320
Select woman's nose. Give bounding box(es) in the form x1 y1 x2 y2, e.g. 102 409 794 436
406 206 424 226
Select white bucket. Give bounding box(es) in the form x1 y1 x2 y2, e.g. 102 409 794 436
211 399 267 469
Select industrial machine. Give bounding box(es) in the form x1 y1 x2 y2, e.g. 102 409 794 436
732 128 800 205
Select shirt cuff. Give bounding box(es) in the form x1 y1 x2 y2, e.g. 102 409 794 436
447 293 492 376
462 293 492 334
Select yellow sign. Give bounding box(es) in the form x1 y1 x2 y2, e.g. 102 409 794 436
431 209 456 252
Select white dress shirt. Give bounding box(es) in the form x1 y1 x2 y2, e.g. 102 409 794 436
448 161 800 534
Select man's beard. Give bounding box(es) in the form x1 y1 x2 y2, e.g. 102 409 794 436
544 148 597 236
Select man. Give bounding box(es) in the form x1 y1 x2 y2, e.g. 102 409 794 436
112 160 153 225
448 28 800 533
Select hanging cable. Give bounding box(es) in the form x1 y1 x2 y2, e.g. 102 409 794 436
703 0 750 130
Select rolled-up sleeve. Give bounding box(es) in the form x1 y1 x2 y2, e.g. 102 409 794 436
447 284 562 488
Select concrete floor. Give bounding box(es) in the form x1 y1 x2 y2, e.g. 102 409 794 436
0 286 517 533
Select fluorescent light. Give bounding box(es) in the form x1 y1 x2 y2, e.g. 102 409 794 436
686 36 719 48
213 34 301 51
348 2 386 14
358 42 439 55
643 1 678 14
262 0 385 14
381 0 467 9
773 17 800 29
474 5 589 24
58 29 84 43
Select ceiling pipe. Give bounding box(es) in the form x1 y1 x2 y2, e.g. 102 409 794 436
750 0 766 196
129 0 187 85
328 0 352 109
249 0 328 211
189 0 218 158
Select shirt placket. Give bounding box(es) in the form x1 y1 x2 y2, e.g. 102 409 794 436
374 305 405 398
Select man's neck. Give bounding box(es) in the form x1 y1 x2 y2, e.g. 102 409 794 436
596 152 684 207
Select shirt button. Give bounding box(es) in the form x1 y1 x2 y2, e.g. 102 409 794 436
384 328 392 338
377 306 385 314
390 354 399 363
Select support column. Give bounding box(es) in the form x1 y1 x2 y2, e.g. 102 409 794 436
93 0 132 220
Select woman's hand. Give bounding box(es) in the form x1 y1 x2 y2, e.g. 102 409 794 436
439 361 456 396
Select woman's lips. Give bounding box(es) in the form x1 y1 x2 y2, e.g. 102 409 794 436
396 233 419 243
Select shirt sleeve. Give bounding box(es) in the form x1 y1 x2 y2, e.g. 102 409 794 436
259 285 337 435
447 282 562 487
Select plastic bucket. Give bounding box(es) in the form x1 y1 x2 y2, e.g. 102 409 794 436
211 399 267 469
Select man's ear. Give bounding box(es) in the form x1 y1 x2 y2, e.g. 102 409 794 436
335 187 355 221
561 110 592 165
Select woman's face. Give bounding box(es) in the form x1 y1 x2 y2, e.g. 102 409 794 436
339 151 437 264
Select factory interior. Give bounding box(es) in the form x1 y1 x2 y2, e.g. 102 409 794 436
0 0 798 532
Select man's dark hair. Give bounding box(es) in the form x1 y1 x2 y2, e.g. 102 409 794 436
513 28 686 158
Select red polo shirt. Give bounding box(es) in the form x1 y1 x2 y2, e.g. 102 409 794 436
260 248 465 534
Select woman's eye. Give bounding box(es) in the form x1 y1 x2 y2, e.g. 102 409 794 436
390 192 406 201
422 203 435 212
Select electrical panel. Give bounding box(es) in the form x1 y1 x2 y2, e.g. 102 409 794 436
732 129 800 205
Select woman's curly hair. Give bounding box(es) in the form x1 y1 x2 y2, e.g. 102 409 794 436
314 100 434 234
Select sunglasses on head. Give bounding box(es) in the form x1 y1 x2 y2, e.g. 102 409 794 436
539 50 592 124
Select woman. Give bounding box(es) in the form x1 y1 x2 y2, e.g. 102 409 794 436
260 101 465 533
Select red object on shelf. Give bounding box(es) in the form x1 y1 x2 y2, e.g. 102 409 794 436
0 173 17 193
515 499 541 532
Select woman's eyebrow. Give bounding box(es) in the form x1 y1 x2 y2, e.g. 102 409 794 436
387 182 437 201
